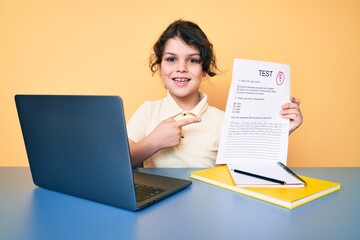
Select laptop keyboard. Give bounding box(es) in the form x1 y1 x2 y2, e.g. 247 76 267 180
135 183 167 202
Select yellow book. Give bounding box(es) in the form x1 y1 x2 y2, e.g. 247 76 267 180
190 166 341 209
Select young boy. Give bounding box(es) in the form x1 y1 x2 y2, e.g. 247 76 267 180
127 20 303 168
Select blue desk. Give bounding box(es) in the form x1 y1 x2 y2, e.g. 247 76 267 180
0 167 359 240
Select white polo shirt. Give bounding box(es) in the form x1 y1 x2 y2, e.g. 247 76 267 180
127 92 224 168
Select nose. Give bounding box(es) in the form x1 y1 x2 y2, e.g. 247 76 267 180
176 60 188 73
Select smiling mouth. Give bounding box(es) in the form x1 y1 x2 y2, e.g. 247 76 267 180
173 78 190 82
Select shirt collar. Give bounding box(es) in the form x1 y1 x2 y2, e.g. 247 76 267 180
164 92 209 118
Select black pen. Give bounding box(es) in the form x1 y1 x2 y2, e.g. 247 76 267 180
277 162 307 186
233 169 286 185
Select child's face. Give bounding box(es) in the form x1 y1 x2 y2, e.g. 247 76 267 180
160 37 205 102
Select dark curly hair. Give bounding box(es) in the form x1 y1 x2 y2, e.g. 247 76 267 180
149 19 218 77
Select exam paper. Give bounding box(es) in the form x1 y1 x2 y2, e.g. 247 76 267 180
216 59 290 164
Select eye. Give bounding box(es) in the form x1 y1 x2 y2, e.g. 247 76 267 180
164 57 176 62
188 58 201 64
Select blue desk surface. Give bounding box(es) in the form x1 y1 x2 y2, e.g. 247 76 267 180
1 167 359 240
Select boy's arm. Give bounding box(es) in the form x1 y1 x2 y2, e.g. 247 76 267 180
128 117 201 167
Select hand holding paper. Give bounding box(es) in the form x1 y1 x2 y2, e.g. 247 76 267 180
281 96 303 134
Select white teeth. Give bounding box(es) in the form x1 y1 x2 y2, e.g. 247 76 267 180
174 78 190 82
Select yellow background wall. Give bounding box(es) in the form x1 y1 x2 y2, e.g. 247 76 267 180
1 0 359 167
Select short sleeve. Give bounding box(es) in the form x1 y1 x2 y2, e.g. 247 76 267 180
126 102 149 143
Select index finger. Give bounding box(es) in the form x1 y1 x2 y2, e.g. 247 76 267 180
175 117 202 127
290 96 301 105
282 97 301 110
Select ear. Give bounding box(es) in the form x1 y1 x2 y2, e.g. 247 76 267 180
202 71 207 79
